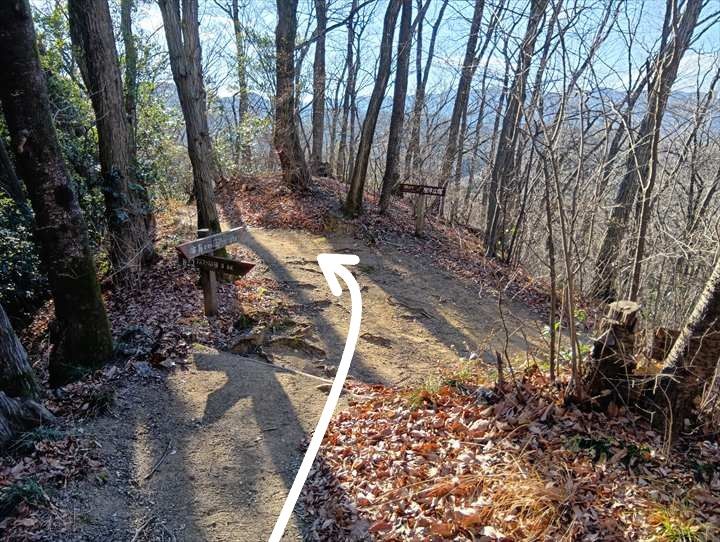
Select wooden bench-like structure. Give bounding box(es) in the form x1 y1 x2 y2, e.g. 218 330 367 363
396 183 446 198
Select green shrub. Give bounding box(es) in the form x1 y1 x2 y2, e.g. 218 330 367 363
0 195 48 326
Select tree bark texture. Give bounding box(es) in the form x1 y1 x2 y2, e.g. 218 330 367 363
158 0 222 232
0 0 113 386
379 0 412 213
0 303 38 400
583 300 640 407
344 0 401 216
120 0 138 155
310 0 327 174
69 0 156 272
274 0 311 190
0 392 55 448
646 255 720 441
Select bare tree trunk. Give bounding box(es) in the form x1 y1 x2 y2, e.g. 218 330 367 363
69 0 156 273
543 175 557 381
336 0 358 181
0 303 38 400
310 0 327 174
646 254 720 442
274 0 311 190
231 0 251 164
327 66 345 172
158 0 222 232
485 0 548 257
378 0 412 213
0 0 113 386
438 0 485 188
120 0 138 155
0 303 55 449
344 0 401 216
0 307 53 448
592 0 703 301
403 0 447 183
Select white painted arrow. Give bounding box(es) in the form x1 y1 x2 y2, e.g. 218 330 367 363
268 253 362 542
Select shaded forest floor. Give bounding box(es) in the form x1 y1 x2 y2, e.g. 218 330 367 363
2 175 719 541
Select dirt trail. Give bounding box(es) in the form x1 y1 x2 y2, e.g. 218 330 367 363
239 228 545 386
54 226 545 542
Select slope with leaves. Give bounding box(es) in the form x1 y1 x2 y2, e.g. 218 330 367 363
302 371 720 541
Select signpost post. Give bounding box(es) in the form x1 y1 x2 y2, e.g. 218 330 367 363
175 227 255 316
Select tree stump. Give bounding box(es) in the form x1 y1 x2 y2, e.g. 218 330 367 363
584 300 641 407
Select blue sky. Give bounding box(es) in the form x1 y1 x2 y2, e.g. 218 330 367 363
38 0 720 100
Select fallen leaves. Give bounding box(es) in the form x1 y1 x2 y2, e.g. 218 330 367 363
301 374 720 541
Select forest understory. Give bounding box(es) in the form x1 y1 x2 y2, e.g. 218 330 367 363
1 175 718 541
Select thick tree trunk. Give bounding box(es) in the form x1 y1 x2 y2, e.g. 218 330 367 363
378 0 412 213
646 256 720 442
485 0 547 258
591 0 703 301
274 0 311 190
69 0 156 273
0 303 38 400
0 304 53 450
344 0 401 216
0 0 113 386
158 0 222 232
0 307 53 447
310 0 327 174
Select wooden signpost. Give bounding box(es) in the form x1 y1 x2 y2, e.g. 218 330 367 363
396 183 447 236
176 227 255 316
396 183 447 198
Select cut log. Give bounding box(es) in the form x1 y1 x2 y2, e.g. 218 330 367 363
584 300 641 407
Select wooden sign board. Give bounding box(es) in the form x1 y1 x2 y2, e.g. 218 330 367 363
175 226 249 317
397 183 446 197
193 255 255 277
176 227 244 260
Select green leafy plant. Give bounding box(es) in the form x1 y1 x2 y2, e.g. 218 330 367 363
0 479 47 518
0 194 48 325
650 504 707 541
